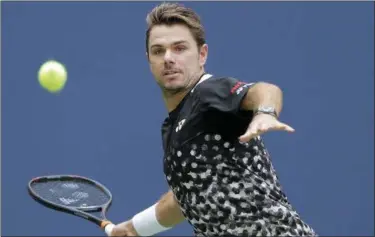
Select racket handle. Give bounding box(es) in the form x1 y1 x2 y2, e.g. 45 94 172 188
104 223 115 236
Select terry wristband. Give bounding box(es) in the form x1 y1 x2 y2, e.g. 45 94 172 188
132 203 172 236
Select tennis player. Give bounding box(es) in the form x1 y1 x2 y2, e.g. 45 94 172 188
109 3 317 236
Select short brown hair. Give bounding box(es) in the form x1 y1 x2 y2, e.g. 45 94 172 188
145 2 206 53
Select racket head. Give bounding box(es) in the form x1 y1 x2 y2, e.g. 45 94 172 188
28 174 113 226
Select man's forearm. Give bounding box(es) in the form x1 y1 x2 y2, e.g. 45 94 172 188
241 82 283 116
155 190 185 227
130 190 185 236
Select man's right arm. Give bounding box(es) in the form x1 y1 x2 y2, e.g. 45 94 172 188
110 190 185 236
155 190 185 227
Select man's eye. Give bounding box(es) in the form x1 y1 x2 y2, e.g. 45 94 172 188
152 49 163 55
175 46 186 52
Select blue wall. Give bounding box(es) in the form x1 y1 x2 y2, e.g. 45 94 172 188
2 2 373 236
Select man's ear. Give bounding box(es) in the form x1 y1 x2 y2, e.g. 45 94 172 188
146 52 150 62
199 44 208 67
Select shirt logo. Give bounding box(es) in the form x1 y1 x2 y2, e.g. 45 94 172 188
231 82 253 95
175 119 186 132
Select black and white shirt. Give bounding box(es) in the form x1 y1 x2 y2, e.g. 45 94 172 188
162 74 317 236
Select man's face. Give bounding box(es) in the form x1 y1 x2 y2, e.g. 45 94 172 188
147 24 207 94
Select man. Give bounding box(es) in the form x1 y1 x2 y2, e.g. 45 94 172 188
109 2 317 236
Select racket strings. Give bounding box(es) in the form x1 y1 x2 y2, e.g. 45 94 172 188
31 179 111 208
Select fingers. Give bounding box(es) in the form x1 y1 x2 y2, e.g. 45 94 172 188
279 122 295 132
109 225 130 237
238 124 261 142
239 121 295 142
109 221 139 237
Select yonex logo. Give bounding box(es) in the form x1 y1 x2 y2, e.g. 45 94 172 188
175 119 186 132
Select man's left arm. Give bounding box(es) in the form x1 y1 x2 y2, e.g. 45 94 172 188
239 82 295 142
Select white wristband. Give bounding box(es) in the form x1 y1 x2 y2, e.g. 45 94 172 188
132 203 172 236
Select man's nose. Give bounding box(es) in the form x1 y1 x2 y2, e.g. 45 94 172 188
164 49 176 64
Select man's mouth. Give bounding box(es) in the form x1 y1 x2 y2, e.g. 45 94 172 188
163 70 180 76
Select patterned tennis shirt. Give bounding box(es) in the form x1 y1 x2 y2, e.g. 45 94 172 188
161 73 317 236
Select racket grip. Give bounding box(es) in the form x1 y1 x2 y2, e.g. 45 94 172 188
104 223 115 236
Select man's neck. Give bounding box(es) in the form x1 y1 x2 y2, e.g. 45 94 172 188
163 90 189 113
163 71 206 113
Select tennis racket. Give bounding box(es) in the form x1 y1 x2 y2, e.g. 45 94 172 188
28 174 115 235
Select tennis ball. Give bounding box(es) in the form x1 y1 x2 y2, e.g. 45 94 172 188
38 60 67 93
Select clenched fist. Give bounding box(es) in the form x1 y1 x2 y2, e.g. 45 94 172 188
108 221 139 237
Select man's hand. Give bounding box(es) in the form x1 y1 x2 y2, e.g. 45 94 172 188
108 191 183 236
109 221 138 237
239 113 295 142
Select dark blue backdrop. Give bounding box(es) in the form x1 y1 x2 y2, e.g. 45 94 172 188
2 2 374 236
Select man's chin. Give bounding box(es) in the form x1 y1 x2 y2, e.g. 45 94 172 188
162 84 186 95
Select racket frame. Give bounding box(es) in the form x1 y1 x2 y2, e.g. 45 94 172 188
28 174 113 229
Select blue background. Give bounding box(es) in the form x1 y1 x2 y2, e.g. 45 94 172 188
2 1 374 236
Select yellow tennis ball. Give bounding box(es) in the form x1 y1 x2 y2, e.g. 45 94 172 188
38 60 67 93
